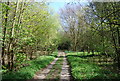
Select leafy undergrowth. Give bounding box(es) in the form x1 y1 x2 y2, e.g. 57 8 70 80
49 50 58 57
67 52 120 81
2 56 55 81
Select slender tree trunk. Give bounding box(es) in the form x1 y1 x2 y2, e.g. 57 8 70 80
116 27 120 68
2 2 9 66
7 0 20 70
92 50 94 55
110 24 120 68
30 46 33 60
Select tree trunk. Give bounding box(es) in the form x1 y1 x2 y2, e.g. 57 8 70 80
92 50 94 55
116 27 120 69
2 2 9 66
110 24 120 69
7 0 20 70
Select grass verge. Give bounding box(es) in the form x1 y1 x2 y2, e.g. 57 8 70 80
2 56 55 81
49 50 58 57
67 52 120 81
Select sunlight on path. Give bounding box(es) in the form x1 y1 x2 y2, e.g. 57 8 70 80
34 57 59 79
60 52 71 81
33 52 71 80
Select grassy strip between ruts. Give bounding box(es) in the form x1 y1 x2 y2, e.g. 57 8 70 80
2 56 55 81
67 52 120 81
46 57 63 80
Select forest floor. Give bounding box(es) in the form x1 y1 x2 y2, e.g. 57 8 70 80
28 52 71 81
3 51 120 81
26 51 120 81
66 51 120 81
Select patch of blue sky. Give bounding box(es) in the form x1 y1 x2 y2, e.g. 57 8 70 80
48 2 66 12
35 0 89 12
48 1 89 13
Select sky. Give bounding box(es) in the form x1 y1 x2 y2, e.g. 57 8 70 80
35 0 89 13
34 0 119 13
48 1 89 13
48 2 66 12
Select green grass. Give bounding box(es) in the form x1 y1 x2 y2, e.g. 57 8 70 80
49 50 58 57
2 56 55 81
67 52 120 81
66 51 100 57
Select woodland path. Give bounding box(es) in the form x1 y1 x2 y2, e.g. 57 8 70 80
29 52 71 81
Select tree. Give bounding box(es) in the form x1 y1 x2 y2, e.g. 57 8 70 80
87 2 120 68
1 1 61 71
59 2 89 51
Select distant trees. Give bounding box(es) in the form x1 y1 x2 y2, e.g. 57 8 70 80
59 2 120 68
1 1 60 70
59 3 88 51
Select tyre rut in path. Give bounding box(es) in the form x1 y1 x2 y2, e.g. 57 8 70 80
32 52 71 80
60 52 71 81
